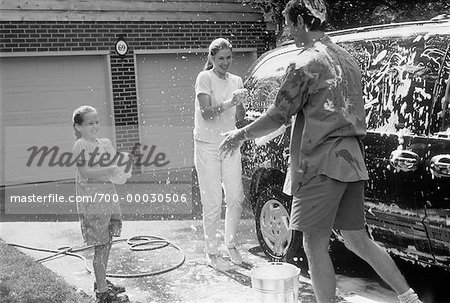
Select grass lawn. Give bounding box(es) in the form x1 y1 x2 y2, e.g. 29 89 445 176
0 240 92 303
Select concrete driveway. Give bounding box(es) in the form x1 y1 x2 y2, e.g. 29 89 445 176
0 218 399 303
0 219 274 303
0 173 398 303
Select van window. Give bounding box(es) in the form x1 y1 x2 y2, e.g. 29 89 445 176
245 52 295 112
428 41 450 136
340 33 449 136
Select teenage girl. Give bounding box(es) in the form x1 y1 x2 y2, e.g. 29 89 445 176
194 38 249 270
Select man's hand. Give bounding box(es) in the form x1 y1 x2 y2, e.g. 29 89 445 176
219 129 245 158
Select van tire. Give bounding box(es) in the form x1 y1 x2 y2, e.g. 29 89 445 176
254 185 292 261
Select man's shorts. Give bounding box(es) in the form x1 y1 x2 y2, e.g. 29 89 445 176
289 174 366 234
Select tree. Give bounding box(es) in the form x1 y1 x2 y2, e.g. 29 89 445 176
327 0 449 30
243 0 449 45
242 0 290 42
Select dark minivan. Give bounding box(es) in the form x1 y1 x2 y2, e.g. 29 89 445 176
241 16 450 271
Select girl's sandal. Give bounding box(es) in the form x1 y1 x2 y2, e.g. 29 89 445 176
95 289 129 303
94 279 126 294
106 279 126 294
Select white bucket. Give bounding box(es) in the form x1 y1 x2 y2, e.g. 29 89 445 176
250 262 300 303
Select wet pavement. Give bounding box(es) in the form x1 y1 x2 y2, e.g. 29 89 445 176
0 219 401 303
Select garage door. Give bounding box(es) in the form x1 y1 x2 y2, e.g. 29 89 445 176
135 51 257 174
0 55 113 185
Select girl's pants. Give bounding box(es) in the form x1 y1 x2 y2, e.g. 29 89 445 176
194 140 244 255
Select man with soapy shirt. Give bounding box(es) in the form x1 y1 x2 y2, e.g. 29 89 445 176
219 0 423 302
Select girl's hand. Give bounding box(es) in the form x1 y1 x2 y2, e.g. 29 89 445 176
108 165 129 185
231 88 249 106
108 165 122 177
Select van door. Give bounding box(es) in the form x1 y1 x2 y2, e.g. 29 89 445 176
339 30 442 266
425 39 450 270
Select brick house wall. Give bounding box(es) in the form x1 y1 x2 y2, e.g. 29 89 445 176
0 1 272 156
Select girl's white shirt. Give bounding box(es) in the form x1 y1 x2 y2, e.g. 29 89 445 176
194 69 243 144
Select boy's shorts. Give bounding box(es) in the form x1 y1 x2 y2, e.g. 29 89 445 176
289 174 366 234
